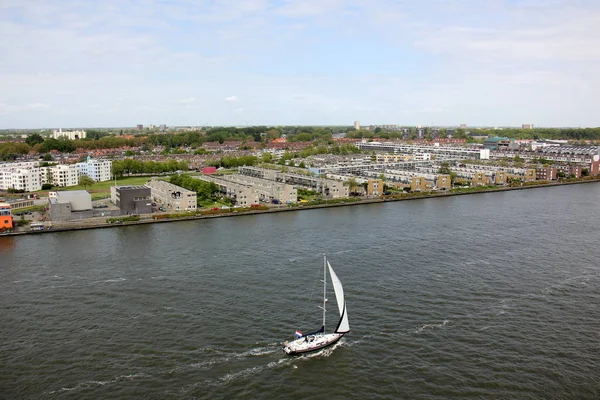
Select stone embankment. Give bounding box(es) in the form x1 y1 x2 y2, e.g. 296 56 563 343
3 178 599 237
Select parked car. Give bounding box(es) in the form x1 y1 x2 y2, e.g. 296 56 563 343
211 207 220 211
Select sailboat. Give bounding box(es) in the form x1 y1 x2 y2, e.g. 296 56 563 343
282 255 350 355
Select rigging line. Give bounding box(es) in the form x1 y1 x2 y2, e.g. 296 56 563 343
298 264 324 329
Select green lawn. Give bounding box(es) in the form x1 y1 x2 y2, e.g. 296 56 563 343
35 175 172 199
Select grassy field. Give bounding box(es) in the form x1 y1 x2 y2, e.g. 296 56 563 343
33 175 171 200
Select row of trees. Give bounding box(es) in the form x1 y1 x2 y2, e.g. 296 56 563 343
169 174 219 203
112 159 189 177
206 155 259 169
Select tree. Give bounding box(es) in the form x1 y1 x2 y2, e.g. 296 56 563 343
344 178 360 196
78 175 95 191
438 162 452 175
26 133 44 147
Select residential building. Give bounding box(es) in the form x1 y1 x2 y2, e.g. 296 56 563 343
52 129 86 140
410 177 430 192
367 179 384 196
354 121 360 130
524 169 537 182
483 137 515 150
472 172 488 186
77 157 112 182
437 175 452 190
49 164 80 187
0 168 44 191
146 180 197 211
536 167 557 181
494 171 508 185
196 175 258 207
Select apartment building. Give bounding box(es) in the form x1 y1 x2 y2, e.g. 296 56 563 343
238 166 349 199
49 164 80 187
472 172 488 187
367 179 384 196
146 180 197 211
196 175 258 207
77 157 112 182
217 174 297 204
0 168 44 191
437 175 452 190
52 129 86 140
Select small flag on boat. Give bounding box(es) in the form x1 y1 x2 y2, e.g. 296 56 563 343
295 330 303 338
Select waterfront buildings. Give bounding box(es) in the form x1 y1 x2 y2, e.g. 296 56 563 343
48 190 93 221
145 180 197 211
0 202 13 232
111 185 152 215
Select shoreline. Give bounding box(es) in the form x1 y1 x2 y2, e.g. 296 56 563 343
2 178 599 237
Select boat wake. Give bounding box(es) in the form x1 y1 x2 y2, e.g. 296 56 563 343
415 319 451 333
45 373 150 395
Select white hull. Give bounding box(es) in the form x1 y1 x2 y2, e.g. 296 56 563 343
282 333 344 355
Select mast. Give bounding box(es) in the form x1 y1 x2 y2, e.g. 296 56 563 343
322 254 327 330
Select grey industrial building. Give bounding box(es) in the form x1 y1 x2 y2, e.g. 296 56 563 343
110 185 152 215
48 190 93 221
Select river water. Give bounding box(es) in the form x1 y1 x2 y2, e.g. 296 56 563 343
1 184 599 399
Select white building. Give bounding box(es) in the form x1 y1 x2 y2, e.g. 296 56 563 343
0 168 45 192
49 164 80 187
77 157 112 182
52 129 86 140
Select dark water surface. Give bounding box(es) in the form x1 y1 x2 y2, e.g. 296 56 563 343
1 184 600 399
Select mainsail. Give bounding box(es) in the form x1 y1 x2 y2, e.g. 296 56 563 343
327 261 350 333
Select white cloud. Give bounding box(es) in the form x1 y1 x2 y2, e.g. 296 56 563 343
0 102 51 115
1 0 600 127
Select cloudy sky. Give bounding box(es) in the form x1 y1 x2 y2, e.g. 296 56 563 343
1 0 599 129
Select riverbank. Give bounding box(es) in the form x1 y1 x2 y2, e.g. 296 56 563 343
2 178 599 237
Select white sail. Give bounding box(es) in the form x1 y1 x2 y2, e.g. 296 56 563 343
327 261 350 333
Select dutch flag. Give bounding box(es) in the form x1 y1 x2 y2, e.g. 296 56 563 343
295 330 303 338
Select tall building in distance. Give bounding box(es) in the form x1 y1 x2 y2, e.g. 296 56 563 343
52 129 86 140
522 124 534 129
354 121 360 130
460 123 467 129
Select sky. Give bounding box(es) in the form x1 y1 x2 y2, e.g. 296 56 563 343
1 0 600 129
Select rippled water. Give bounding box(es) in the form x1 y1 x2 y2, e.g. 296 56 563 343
2 184 600 399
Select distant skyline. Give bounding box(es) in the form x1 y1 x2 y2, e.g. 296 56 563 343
1 0 600 129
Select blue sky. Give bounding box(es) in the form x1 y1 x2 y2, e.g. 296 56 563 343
1 0 599 129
